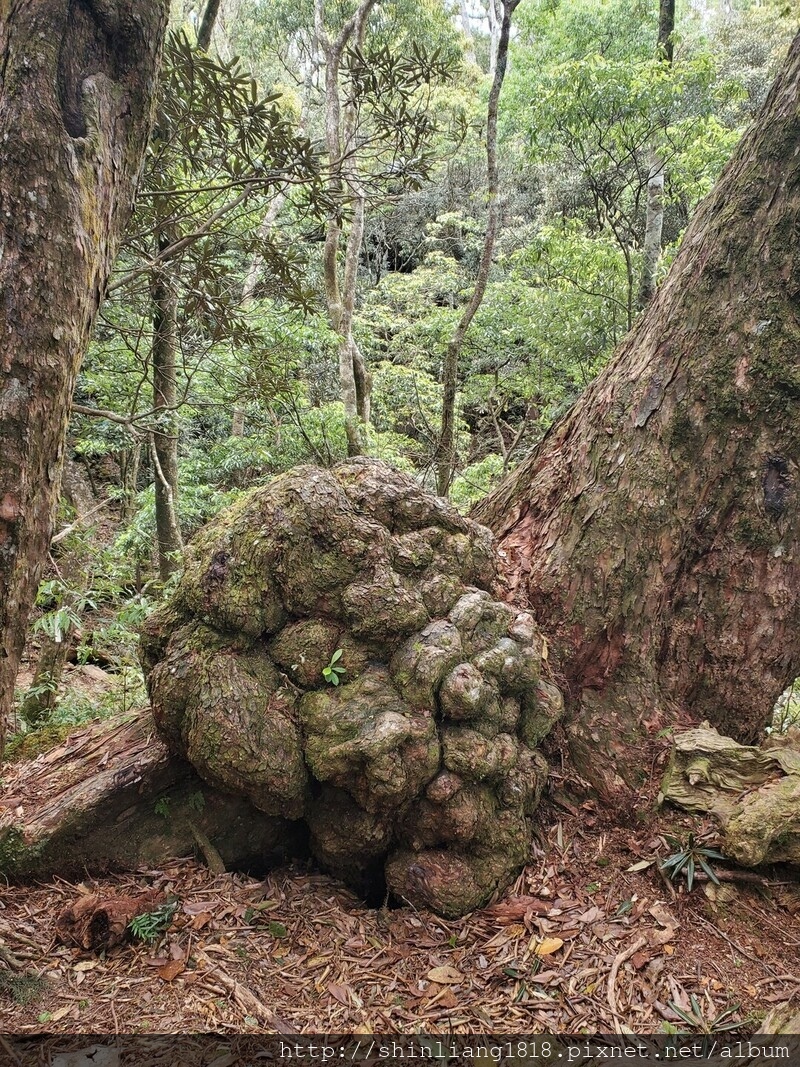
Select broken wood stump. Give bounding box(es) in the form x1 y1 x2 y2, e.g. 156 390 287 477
660 723 800 866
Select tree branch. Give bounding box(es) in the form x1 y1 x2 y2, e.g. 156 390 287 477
108 185 255 294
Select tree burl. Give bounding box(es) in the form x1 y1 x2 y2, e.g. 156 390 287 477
140 459 562 917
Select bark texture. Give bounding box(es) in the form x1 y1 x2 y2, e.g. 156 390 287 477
661 725 800 866
151 249 184 581
474 33 800 794
0 0 169 751
140 459 563 917
0 713 302 879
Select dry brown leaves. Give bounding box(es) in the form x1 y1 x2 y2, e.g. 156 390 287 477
1 812 799 1035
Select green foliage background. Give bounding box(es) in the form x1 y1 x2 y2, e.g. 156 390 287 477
14 0 796 735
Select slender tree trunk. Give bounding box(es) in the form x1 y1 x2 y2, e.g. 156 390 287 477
487 0 503 78
637 154 666 308
636 0 675 310
317 0 378 457
0 0 168 754
241 191 289 305
196 0 222 51
232 188 290 437
437 0 520 496
192 0 250 439
474 32 800 796
658 0 676 62
341 191 372 428
19 632 75 728
120 442 142 523
61 458 96 519
151 251 184 582
459 0 477 66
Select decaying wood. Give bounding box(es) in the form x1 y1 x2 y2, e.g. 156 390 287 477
196 952 296 1034
55 889 164 950
660 724 800 866
758 1003 800 1033
0 712 304 880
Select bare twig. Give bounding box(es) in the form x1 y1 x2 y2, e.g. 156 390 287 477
697 914 778 977
72 403 143 430
199 955 296 1033
655 858 678 901
51 498 112 545
607 935 647 1032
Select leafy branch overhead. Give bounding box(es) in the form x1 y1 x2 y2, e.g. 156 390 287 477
114 30 332 313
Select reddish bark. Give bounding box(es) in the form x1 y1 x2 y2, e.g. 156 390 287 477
474 33 800 794
55 890 164 951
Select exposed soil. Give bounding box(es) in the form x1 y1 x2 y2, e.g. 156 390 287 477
1 800 798 1038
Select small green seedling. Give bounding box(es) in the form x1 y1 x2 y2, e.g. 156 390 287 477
128 899 179 943
661 833 726 891
322 649 346 686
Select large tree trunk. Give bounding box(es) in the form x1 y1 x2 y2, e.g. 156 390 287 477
0 0 169 754
474 32 800 796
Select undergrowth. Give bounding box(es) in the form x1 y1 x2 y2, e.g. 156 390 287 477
0 968 46 1006
7 666 148 762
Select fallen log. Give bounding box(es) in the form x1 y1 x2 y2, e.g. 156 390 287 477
0 711 304 879
660 724 800 866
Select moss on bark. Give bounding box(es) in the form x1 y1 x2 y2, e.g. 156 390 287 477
142 459 564 916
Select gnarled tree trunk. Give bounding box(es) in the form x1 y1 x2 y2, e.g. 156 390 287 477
474 32 800 796
0 0 169 753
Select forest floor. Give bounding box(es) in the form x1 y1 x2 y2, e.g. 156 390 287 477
2 660 799 1040
1 793 799 1040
